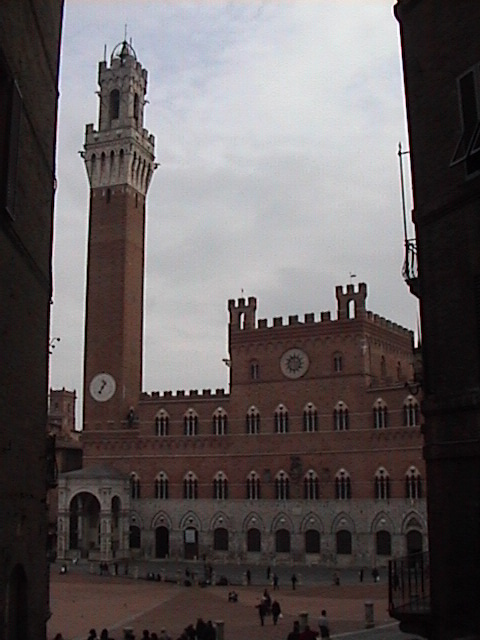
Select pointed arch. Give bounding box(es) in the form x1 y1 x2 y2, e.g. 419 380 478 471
300 512 324 534
331 511 355 533
242 512 265 532
370 511 395 533
271 512 294 532
151 511 173 530
401 510 427 535
179 511 201 531
209 511 230 530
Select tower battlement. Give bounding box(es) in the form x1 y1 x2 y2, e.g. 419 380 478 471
141 388 227 401
228 297 257 331
335 282 367 319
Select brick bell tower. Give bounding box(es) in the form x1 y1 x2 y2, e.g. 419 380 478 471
82 41 155 431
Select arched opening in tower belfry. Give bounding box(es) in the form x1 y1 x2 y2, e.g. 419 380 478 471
109 89 120 121
347 299 355 319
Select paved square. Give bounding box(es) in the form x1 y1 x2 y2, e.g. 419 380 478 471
48 569 396 640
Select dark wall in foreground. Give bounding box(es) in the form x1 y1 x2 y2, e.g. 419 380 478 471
0 1 64 638
395 1 480 638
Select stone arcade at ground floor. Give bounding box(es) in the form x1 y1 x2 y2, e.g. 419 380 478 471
57 466 427 567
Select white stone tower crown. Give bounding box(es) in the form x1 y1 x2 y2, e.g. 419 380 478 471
83 40 156 195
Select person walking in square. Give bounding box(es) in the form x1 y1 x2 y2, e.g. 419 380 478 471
271 599 281 625
318 609 330 639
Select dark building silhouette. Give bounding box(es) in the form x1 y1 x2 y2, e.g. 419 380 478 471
0 1 64 637
391 1 480 638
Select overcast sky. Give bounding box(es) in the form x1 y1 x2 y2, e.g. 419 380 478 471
50 0 417 414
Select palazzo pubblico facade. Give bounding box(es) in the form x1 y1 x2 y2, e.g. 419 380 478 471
56 41 426 569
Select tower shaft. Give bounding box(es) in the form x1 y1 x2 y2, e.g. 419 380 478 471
82 42 155 429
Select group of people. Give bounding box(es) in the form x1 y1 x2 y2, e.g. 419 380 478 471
255 588 282 625
286 611 330 640
174 619 216 640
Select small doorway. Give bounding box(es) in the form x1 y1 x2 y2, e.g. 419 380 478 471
155 526 169 558
184 527 198 560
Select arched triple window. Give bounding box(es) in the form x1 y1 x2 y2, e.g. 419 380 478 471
335 469 351 499
373 398 388 429
275 471 290 500
183 472 198 500
405 466 422 499
274 404 289 433
130 472 141 499
155 410 169 436
213 471 228 500
212 408 228 435
303 469 319 499
246 406 260 435
246 471 261 500
155 472 169 499
333 401 349 431
184 409 198 436
303 403 318 432
404 396 420 427
375 467 390 500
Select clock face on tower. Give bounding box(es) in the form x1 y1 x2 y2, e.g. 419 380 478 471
280 348 309 379
89 373 116 402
